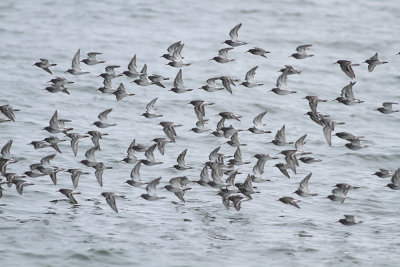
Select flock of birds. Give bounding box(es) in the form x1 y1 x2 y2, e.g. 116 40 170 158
1 23 400 226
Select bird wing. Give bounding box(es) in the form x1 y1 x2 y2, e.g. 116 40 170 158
146 177 161 196
299 173 312 192
40 154 56 168
229 23 242 41
87 52 101 60
49 110 60 129
275 125 287 143
173 69 184 89
98 108 112 122
245 66 258 83
71 49 81 70
253 110 267 129
85 146 98 161
146 97 158 113
177 149 187 166
127 55 139 73
323 125 332 146
296 44 312 54
172 44 184 62
233 147 243 162
200 165 210 182
167 41 181 55
218 48 233 58
295 134 307 151
130 162 142 181
144 144 157 162
1 140 13 159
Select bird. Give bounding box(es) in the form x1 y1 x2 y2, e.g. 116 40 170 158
334 81 363 105
161 41 182 61
338 215 362 226
334 60 359 79
101 192 118 213
271 125 293 146
66 169 90 188
274 163 291 179
141 97 163 119
299 157 321 164
81 52 105 65
218 112 241 121
80 146 99 167
226 132 246 147
152 138 168 156
248 111 271 134
43 110 73 134
241 66 263 88
58 189 80 204
322 119 345 147
271 65 297 95
235 174 260 199
141 177 164 201
194 165 212 187
278 197 300 209
253 154 277 180
170 69 193 93
13 180 34 195
166 43 190 67
33 59 57 74
210 48 235 63
164 177 192 202
43 136 66 154
0 105 19 122
246 47 270 58
294 173 318 197
65 49 89 75
126 162 147 187
112 83 135 101
123 55 142 78
97 77 115 94
303 96 327 114
132 64 154 86
48 77 74 86
148 74 169 88
190 119 210 133
140 144 162 166
344 138 368 150
327 185 350 203
199 78 224 92
364 53 388 72
386 169 400 190
376 102 399 114
159 121 182 143
222 23 247 47
65 133 89 156
100 65 123 80
291 44 313 59
92 108 116 128
189 100 214 123
228 195 248 211
87 131 108 150
373 168 392 178
335 132 364 141
93 162 112 187
228 147 250 166
173 149 192 170
44 84 70 95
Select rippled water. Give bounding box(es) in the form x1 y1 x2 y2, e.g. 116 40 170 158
1 0 400 266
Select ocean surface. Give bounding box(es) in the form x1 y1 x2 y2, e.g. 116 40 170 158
1 0 400 266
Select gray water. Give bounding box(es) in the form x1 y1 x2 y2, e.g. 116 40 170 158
1 0 400 266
